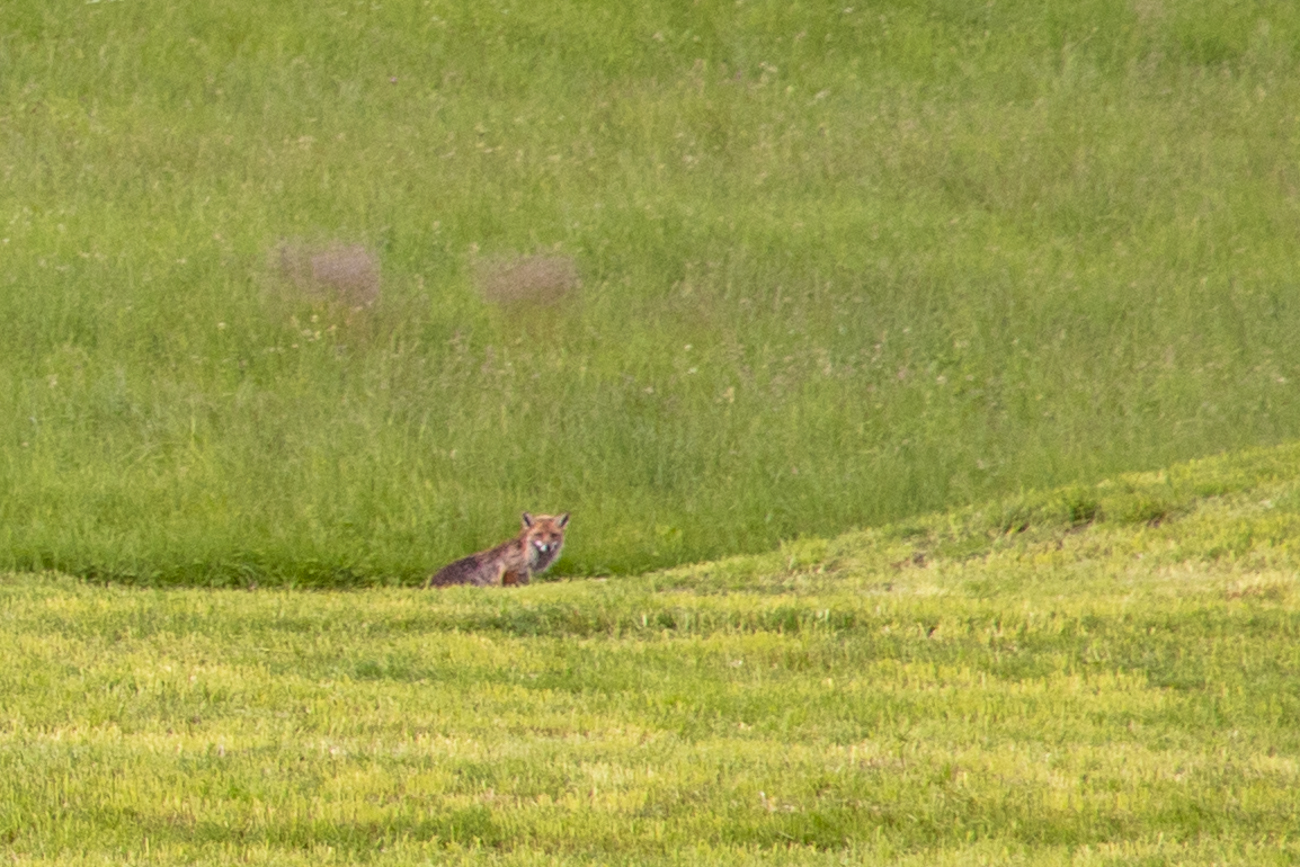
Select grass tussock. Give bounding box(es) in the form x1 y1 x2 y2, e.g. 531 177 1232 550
273 239 382 312
474 253 581 306
3 446 1300 864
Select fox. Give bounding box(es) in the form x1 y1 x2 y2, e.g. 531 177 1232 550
426 512 570 588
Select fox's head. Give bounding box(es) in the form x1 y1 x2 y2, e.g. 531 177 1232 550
521 511 569 573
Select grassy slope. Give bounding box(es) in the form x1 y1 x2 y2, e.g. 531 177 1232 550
2 443 1298 865
4 1 1300 583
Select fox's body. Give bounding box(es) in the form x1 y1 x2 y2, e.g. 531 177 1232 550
426 512 569 588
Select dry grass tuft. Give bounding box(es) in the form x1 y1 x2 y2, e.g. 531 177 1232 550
474 253 580 305
273 240 381 311
1224 575 1292 602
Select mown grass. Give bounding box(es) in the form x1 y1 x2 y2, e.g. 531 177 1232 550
4 1 1300 582
2 444 1299 864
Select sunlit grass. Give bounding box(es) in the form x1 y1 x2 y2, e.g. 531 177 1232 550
3 445 1299 864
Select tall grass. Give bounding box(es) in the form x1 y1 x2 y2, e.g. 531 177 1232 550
3 0 1300 582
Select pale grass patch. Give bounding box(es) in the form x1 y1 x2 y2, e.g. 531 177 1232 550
272 239 381 311
1223 571 1294 602
473 252 580 305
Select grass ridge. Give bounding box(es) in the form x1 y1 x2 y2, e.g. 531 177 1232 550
2 442 1300 864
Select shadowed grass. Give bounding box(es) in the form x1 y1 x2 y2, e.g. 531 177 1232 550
4 1 1300 582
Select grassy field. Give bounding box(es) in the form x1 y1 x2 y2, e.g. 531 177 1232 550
2 444 1299 864
3 1 1300 582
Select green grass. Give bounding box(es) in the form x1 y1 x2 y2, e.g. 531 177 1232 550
4 1 1300 582
3 444 1300 864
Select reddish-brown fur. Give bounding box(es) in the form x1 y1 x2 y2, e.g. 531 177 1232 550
426 512 570 588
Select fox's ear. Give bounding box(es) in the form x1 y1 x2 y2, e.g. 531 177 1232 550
557 512 570 528
521 511 534 527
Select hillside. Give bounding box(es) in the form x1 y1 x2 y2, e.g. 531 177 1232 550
4 1 1300 582
2 444 1297 864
